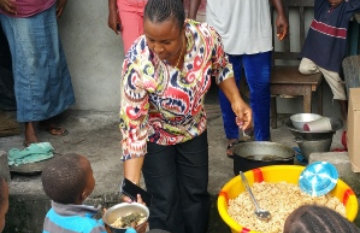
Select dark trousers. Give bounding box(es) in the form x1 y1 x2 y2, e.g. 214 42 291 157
143 131 210 233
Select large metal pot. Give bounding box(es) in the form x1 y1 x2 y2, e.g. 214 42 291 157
231 141 294 175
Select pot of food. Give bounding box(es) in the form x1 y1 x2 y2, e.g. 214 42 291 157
231 141 294 175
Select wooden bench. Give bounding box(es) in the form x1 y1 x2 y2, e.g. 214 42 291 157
270 0 323 128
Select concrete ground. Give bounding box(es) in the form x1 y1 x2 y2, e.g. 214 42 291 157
0 89 352 233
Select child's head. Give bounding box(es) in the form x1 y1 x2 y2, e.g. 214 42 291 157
41 153 95 205
0 177 9 233
283 205 360 233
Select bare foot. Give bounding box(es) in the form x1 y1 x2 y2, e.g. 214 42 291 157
24 122 39 146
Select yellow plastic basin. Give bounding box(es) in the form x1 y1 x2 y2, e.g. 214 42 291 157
217 165 358 233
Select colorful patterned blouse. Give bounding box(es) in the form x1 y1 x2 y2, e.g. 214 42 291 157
119 19 233 160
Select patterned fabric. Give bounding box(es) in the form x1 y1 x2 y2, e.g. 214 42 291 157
301 0 360 72
120 19 233 160
43 201 107 233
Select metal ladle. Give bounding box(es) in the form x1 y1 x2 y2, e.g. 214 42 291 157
239 171 271 221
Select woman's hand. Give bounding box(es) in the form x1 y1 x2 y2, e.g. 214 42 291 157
232 100 252 130
108 0 121 34
56 0 67 18
218 77 253 130
0 0 16 15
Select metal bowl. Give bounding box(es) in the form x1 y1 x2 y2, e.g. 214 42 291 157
285 119 336 141
296 138 333 160
103 202 149 233
290 113 322 130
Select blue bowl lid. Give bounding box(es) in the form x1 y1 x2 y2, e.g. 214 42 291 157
299 161 338 196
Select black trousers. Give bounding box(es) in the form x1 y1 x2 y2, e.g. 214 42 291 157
143 131 210 233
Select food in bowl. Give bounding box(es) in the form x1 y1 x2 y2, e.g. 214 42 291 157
290 113 322 130
111 212 147 228
217 165 358 233
103 202 149 232
228 181 345 233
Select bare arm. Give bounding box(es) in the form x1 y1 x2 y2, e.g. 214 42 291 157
218 78 252 130
108 0 121 34
270 0 289 40
0 0 16 15
56 0 67 18
187 0 201 20
123 157 144 185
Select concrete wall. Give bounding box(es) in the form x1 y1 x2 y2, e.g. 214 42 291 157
59 0 124 111
58 2 342 118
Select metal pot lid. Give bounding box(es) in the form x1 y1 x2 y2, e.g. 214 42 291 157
299 161 338 197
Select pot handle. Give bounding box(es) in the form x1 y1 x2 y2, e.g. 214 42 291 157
226 139 250 159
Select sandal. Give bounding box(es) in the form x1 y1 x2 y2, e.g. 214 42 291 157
46 127 69 136
39 122 69 136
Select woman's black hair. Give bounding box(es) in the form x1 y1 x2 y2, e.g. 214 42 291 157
144 0 185 30
41 153 89 204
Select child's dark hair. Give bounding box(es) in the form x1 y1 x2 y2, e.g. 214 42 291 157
41 153 88 204
144 0 185 30
284 205 360 233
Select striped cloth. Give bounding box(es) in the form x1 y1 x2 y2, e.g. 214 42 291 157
43 201 107 233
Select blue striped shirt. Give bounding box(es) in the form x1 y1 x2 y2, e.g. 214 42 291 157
43 201 107 233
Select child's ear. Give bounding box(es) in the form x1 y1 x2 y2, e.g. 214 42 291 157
80 190 89 202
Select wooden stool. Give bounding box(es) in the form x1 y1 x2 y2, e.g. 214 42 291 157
270 66 323 128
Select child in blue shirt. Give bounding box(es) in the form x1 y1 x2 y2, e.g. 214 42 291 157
41 153 107 233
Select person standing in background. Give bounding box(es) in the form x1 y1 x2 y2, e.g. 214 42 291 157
298 0 360 121
206 0 288 156
107 0 201 55
0 0 75 146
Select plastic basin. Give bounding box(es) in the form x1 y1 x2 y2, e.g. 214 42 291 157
217 165 358 233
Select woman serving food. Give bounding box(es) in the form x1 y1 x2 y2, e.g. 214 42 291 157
119 0 252 232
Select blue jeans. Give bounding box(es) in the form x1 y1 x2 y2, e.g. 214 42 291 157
142 131 210 233
219 52 271 141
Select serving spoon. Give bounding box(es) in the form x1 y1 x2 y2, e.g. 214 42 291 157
239 171 271 221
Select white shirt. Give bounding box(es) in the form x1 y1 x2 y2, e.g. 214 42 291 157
206 0 273 55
